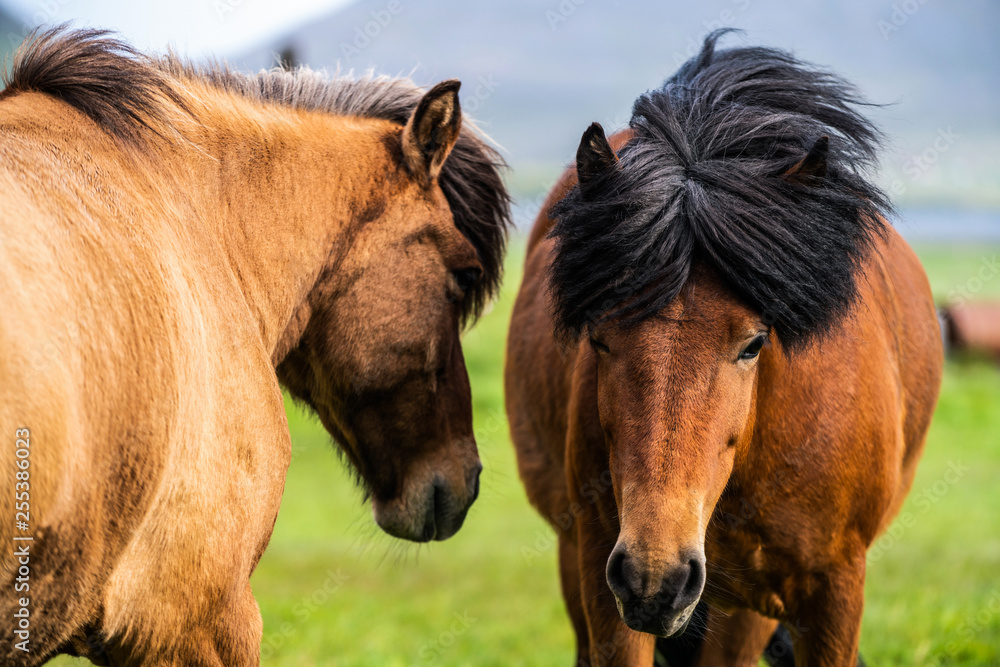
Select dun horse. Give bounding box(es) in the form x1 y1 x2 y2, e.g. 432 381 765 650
506 33 942 666
0 28 509 665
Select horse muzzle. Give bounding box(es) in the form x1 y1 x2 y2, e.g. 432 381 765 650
372 462 481 542
605 541 706 637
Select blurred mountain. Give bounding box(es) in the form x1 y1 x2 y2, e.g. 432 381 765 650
0 4 22 64
234 0 1000 209
0 2 995 211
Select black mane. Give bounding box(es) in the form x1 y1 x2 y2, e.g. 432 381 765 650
549 30 892 347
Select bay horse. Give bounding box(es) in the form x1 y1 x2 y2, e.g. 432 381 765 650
506 32 942 666
0 27 508 665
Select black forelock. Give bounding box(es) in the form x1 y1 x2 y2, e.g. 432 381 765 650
549 29 892 348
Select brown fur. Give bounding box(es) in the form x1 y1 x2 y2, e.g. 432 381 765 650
0 29 508 665
505 129 943 665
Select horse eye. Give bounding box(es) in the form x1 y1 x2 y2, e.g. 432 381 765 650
739 334 767 361
452 267 481 294
589 337 610 355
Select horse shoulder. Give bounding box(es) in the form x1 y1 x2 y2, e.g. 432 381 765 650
731 227 941 561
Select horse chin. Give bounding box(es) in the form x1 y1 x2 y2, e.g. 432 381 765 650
662 601 699 637
615 597 700 639
372 495 435 542
370 473 473 543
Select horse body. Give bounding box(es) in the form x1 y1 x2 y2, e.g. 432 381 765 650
1 89 296 664
506 35 941 666
1 29 508 665
508 143 941 667
698 225 940 663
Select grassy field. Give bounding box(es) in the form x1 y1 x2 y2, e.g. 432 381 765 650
52 239 1000 666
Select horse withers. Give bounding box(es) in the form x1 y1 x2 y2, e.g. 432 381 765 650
0 28 509 665
506 33 942 666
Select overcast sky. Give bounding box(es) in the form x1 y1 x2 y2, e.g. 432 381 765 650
0 0 352 58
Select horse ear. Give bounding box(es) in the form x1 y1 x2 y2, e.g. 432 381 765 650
783 135 829 184
576 122 619 200
402 79 462 185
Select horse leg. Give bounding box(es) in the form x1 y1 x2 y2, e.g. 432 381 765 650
653 600 709 666
694 606 779 667
762 625 868 667
194 580 263 667
791 560 866 667
655 602 870 667
98 429 287 665
559 535 591 665
202 580 263 666
576 517 656 666
761 624 798 667
103 579 262 666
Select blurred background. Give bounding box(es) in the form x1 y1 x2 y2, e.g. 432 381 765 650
3 0 999 229
2 1 996 665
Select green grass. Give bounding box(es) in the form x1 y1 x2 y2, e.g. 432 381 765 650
51 240 1000 665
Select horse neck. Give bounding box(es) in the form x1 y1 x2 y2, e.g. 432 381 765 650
180 91 398 364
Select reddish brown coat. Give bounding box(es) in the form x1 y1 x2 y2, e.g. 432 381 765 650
506 130 943 666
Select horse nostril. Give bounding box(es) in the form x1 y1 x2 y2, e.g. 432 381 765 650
683 558 705 601
606 546 641 601
606 549 626 599
420 481 443 542
469 464 482 503
659 556 705 611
